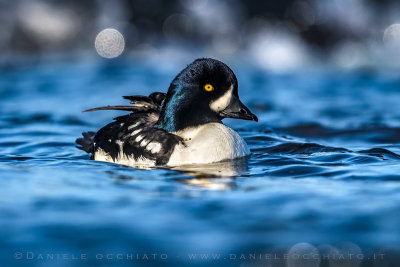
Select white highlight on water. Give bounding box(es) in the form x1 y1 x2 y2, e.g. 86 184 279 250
95 28 125 58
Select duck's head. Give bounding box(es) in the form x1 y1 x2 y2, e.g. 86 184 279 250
156 58 258 132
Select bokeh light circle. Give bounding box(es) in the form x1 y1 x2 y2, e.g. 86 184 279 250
95 28 125 58
287 242 320 267
326 242 363 267
383 23 400 48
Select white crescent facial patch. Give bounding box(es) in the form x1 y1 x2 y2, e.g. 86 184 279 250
210 85 233 112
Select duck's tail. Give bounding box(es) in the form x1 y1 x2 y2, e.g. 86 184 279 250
75 131 95 154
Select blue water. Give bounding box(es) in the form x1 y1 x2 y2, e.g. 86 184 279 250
1 59 400 266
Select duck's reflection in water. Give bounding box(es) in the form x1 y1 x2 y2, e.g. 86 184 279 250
106 157 249 190
170 157 249 190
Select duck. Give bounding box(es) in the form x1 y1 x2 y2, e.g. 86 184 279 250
76 58 258 167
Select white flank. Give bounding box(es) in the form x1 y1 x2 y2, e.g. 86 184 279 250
94 148 155 167
93 122 249 167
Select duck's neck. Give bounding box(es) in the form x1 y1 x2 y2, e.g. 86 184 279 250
156 102 220 132
156 90 221 133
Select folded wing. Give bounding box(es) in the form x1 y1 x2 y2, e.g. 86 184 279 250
83 92 165 113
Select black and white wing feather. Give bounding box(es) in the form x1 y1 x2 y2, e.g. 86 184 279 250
76 92 183 166
82 92 166 113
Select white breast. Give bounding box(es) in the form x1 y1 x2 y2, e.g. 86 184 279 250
167 123 250 166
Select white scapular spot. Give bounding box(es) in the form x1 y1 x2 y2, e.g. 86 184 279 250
140 139 150 147
128 122 140 130
131 129 141 136
150 143 161 154
135 135 144 142
146 142 155 150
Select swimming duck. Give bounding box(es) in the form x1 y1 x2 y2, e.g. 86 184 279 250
76 58 258 167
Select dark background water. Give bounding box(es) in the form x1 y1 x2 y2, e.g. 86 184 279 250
1 59 400 266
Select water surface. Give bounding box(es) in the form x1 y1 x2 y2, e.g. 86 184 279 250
1 60 400 266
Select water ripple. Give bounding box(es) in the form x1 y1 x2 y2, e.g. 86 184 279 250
1 62 400 264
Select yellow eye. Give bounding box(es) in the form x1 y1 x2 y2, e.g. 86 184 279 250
204 84 214 92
